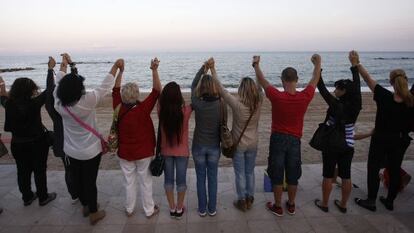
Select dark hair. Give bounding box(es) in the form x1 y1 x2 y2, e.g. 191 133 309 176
57 71 86 106
281 67 298 82
159 82 184 147
9 78 39 101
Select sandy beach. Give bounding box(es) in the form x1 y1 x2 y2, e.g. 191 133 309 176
0 92 412 170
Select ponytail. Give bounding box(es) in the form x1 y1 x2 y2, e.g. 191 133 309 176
390 69 414 107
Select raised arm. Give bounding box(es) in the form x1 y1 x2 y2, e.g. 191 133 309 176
191 63 207 98
150 57 161 92
252 56 271 90
317 74 336 106
45 57 56 114
349 50 362 107
46 56 56 90
308 54 322 88
59 53 69 73
356 63 376 92
113 60 124 88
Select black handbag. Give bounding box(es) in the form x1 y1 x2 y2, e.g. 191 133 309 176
309 122 347 152
150 123 165 176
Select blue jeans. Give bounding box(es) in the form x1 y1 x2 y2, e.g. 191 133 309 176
232 148 257 200
192 144 220 213
268 133 302 186
163 155 189 192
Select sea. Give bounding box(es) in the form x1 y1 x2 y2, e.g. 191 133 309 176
1 52 414 92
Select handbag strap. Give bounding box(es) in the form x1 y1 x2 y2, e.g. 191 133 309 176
63 106 105 142
234 110 255 147
219 98 227 126
155 121 161 156
117 104 137 125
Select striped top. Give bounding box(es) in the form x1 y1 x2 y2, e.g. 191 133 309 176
326 116 355 148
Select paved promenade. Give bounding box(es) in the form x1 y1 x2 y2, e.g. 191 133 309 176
0 161 413 233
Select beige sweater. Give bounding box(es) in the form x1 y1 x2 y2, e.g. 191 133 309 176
218 84 263 151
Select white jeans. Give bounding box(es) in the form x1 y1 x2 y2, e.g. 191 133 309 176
119 157 155 216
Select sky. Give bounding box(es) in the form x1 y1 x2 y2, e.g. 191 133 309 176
1 0 414 54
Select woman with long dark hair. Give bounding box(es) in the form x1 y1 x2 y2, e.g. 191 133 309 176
0 69 56 207
54 53 123 225
355 55 414 211
208 58 263 212
158 81 192 219
314 51 362 213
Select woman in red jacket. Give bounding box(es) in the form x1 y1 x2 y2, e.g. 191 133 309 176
112 58 162 218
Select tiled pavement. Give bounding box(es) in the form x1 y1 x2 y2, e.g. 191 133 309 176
0 161 413 233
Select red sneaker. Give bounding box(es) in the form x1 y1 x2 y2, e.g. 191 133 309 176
266 202 283 217
286 201 296 215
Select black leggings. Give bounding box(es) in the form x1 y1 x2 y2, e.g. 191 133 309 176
11 137 49 203
367 133 409 202
68 154 101 213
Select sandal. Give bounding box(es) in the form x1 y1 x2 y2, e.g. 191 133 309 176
314 199 328 212
334 199 347 213
354 198 376 212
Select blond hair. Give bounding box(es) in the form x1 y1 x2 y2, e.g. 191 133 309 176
195 74 219 98
238 77 262 113
121 82 140 104
390 69 414 107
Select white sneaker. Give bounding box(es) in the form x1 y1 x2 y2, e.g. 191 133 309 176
71 198 79 205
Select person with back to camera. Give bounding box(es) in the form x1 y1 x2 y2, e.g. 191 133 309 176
354 55 414 211
207 57 263 212
313 51 362 213
158 81 192 219
0 65 57 208
112 58 161 218
54 53 122 225
44 56 79 204
191 60 222 217
253 54 322 217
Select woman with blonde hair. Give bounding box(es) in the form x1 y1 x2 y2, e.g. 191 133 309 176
112 58 161 218
191 60 222 217
207 58 263 211
354 56 414 212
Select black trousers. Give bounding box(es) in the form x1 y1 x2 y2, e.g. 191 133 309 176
367 133 409 202
68 154 101 213
61 156 78 200
11 137 49 203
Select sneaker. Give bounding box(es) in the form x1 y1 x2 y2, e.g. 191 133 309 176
233 199 247 212
286 201 296 215
379 196 394 211
89 210 106 225
175 207 185 220
246 196 254 210
208 210 217 217
146 205 160 219
170 210 176 219
24 193 38 206
198 211 207 217
266 202 283 217
71 197 79 205
39 193 57 206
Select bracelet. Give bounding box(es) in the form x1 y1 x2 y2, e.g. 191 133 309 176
252 62 258 68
